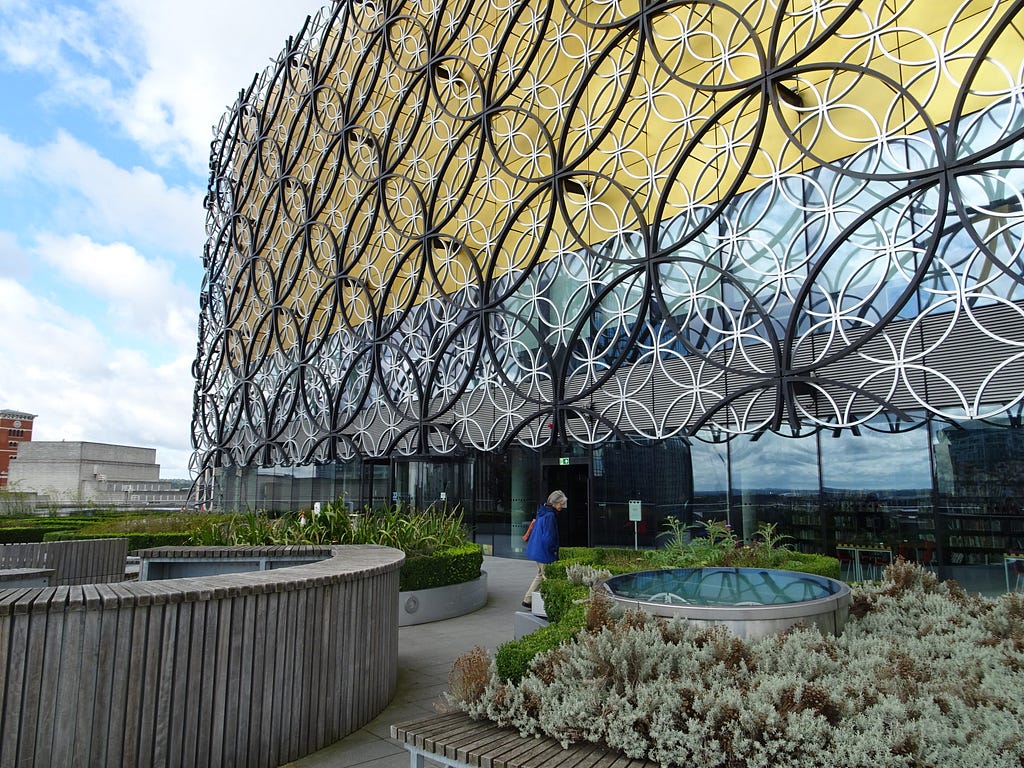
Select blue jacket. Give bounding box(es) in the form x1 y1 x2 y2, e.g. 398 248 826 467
524 503 559 564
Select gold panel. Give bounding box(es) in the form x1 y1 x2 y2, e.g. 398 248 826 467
214 0 1024 350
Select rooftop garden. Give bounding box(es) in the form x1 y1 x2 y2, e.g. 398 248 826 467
0 499 482 592
448 556 1024 766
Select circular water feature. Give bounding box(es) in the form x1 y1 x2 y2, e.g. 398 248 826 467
601 567 852 640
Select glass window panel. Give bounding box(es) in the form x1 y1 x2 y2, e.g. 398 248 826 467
589 438 693 548
256 465 292 512
931 407 1024 594
689 434 731 532
819 416 934 566
728 431 820 550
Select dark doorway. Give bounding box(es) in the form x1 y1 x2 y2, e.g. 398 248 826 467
541 462 590 547
361 460 390 509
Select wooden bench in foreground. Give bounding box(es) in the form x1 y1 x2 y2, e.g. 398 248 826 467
391 712 657 768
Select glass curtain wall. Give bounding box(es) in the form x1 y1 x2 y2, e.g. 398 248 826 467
819 416 935 581
589 438 693 549
727 430 821 547
932 409 1024 592
690 437 731 530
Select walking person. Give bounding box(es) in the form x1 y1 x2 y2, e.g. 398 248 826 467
521 490 565 608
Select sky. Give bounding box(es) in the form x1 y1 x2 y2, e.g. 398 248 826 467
0 0 328 479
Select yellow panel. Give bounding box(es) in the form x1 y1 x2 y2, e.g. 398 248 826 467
217 0 1024 357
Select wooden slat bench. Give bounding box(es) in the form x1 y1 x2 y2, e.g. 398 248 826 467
0 544 405 768
0 538 128 585
391 712 657 768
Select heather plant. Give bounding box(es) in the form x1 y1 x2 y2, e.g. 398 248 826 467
448 561 1024 767
564 563 612 588
448 645 492 706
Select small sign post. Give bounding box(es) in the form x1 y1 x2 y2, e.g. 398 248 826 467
628 499 642 549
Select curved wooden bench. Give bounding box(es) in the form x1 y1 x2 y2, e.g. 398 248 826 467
0 538 128 585
0 544 404 768
391 712 658 768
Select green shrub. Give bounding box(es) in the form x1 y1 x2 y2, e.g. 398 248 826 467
0 527 46 543
545 547 639 579
538 579 588 624
43 531 192 550
188 501 472 553
0 517 94 535
40 530 80 542
495 602 586 682
399 543 483 591
776 551 841 580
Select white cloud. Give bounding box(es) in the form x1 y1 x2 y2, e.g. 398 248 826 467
0 1 336 481
29 131 204 256
0 133 31 180
110 0 328 168
2 1 328 172
0 278 195 477
0 3 129 117
34 233 197 348
0 230 29 281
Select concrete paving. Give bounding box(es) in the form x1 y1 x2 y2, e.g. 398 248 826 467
284 555 537 768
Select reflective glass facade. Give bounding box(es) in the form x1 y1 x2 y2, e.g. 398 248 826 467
193 0 1024 591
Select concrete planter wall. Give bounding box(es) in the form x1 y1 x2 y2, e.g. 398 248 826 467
399 571 488 625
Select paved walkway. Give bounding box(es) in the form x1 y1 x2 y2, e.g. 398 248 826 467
285 555 537 768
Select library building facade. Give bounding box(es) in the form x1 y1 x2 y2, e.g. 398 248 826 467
191 0 1024 591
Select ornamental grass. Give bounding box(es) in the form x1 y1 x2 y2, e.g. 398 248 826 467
448 561 1024 767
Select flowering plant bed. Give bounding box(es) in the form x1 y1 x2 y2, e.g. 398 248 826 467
448 561 1024 767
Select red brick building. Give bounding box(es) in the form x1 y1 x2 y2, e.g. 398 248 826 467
0 410 36 488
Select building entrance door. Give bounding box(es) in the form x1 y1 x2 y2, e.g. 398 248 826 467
541 461 590 548
361 460 390 510
392 457 469 512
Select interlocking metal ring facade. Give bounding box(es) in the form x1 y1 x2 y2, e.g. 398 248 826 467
192 0 1024 477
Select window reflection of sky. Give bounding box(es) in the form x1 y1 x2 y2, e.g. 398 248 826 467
690 417 932 492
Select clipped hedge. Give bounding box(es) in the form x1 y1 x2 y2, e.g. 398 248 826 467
550 546 840 580
545 546 657 579
537 579 588 624
495 602 586 682
42 531 192 550
0 527 47 544
775 551 841 580
399 542 483 592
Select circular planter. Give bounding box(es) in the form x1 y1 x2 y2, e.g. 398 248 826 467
603 567 851 640
399 571 488 625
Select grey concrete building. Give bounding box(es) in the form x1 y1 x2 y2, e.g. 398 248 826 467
7 441 187 508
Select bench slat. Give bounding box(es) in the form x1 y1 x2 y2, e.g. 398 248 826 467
392 713 659 768
510 737 577 768
457 728 526 766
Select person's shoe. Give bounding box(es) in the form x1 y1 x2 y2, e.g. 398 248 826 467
521 601 531 608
